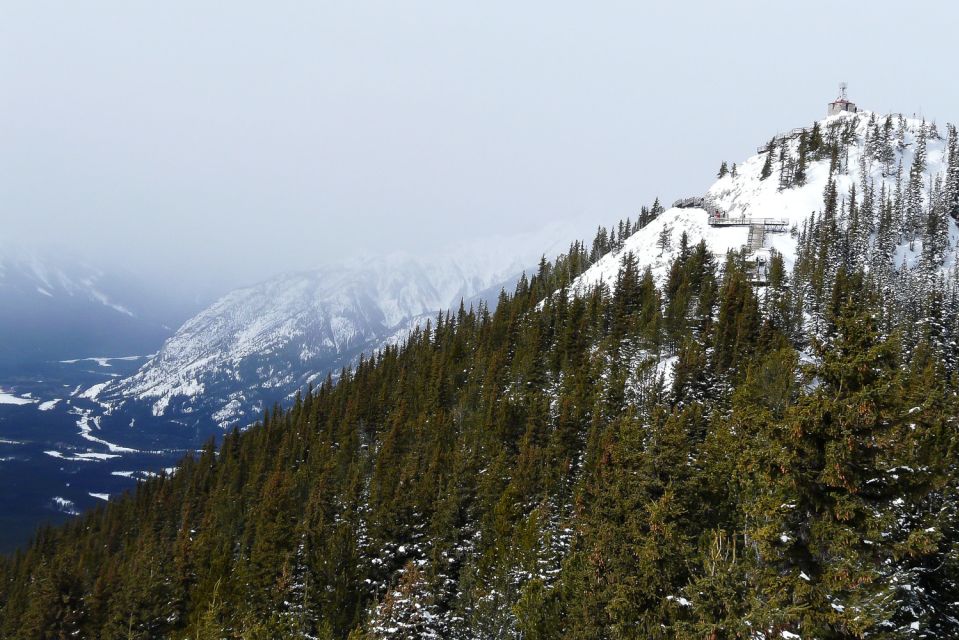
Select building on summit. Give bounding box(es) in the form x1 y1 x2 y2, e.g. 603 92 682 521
827 82 859 116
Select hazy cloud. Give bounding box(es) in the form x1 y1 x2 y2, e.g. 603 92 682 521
2 1 957 289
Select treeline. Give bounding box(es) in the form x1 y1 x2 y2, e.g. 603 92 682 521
2 233 957 638
528 200 665 297
4 116 959 637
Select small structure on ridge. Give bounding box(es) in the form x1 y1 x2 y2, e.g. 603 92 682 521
827 82 859 117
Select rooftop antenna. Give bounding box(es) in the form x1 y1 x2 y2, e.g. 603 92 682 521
839 82 848 101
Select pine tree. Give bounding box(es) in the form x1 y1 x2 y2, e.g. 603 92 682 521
878 115 896 176
768 270 947 635
923 175 948 272
794 131 808 186
946 123 959 221
809 121 824 158
692 347 803 635
778 139 791 190
893 159 905 241
906 123 928 244
760 139 775 180
712 257 760 376
649 197 664 220
656 223 672 256
559 407 697 637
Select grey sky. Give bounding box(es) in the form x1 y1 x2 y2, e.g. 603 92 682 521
2 1 957 289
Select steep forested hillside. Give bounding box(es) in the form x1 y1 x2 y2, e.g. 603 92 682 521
3 112 959 639
95 237 561 430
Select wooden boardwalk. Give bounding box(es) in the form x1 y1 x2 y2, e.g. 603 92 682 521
698 201 791 286
707 216 788 231
746 223 766 252
755 127 809 154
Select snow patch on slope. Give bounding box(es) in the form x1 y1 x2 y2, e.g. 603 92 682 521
572 111 955 294
0 388 36 405
572 208 748 295
102 224 581 428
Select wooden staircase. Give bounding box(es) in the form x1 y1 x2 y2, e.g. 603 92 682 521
746 223 766 252
746 223 769 285
700 203 789 286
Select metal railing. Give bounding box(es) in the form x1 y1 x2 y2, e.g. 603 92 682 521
755 127 810 154
672 196 705 209
746 223 766 252
707 216 788 229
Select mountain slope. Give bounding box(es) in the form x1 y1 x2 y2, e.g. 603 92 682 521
572 111 956 294
5 106 959 638
97 229 577 427
0 251 188 371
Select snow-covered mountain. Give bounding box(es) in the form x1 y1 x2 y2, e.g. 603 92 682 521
97 229 577 427
91 107 959 431
571 109 956 293
0 250 190 370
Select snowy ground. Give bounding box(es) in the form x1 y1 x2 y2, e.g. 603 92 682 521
571 110 957 295
0 388 36 406
571 207 748 294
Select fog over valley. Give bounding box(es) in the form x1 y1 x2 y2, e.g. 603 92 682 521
4 2 956 291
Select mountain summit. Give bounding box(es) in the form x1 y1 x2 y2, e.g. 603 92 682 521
574 107 957 296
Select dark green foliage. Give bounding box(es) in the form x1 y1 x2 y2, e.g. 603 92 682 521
794 131 808 185
947 124 959 220
3 166 959 639
760 142 774 180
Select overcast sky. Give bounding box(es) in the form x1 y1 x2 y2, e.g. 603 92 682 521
2 1 957 290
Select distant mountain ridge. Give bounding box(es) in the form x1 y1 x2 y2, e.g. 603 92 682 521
6 105 959 637
96 227 580 427
95 111 959 430
0 250 191 371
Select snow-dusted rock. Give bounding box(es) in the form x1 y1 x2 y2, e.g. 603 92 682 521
100 230 572 428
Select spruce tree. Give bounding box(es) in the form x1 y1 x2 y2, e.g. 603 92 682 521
650 197 664 217
794 131 808 186
946 123 959 221
809 121 824 158
763 270 948 635
760 139 775 180
923 175 948 272
656 223 671 256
